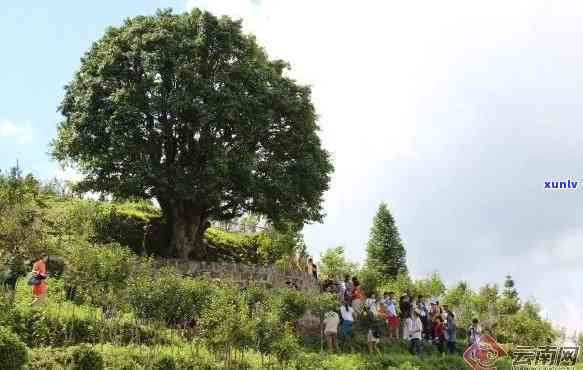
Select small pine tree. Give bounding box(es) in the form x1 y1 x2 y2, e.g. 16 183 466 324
365 202 407 279
503 275 518 299
498 275 520 315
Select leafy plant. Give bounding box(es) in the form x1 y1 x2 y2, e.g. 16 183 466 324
0 326 28 370
318 246 357 280
127 266 214 325
62 241 134 311
71 345 104 370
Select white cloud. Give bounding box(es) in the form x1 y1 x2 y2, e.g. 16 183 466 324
182 0 583 333
0 120 33 144
528 229 583 270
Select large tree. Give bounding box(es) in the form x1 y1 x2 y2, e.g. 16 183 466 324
364 202 407 279
51 9 333 260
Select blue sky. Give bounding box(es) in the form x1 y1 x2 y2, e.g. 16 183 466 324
2 1 583 334
0 1 184 178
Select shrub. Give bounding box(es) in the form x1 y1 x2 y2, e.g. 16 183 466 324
270 324 300 365
0 326 28 370
127 266 215 325
152 356 177 370
276 288 308 323
198 285 255 353
71 345 104 370
63 241 134 309
90 204 152 254
8 304 167 347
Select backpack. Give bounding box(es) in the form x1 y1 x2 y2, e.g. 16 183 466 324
27 273 42 286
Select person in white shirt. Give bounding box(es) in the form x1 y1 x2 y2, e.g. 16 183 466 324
365 294 377 312
323 310 340 352
339 302 355 346
338 280 346 302
406 309 423 355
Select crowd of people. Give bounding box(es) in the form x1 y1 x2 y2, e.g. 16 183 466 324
10 254 488 358
320 274 483 356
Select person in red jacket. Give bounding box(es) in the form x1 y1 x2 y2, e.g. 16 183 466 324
31 254 49 306
433 316 446 354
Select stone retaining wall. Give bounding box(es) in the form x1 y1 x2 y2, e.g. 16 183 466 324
154 259 320 292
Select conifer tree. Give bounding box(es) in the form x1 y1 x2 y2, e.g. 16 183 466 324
364 202 407 279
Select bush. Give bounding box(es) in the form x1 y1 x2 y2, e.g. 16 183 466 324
270 324 300 364
71 345 104 370
8 303 168 347
276 288 308 323
62 241 134 310
203 228 263 263
127 266 215 325
91 203 154 255
152 356 177 370
198 285 255 353
0 326 28 370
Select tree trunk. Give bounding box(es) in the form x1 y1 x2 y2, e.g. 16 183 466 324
162 199 209 260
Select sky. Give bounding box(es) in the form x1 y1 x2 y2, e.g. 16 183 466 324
1 1 582 335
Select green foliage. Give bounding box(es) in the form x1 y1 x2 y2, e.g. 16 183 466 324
380 272 413 299
62 241 134 309
307 292 340 317
0 168 54 261
90 204 152 254
71 345 104 370
8 304 168 347
493 301 557 345
318 246 357 280
365 202 407 280
44 196 158 255
276 288 308 324
203 228 265 263
498 275 520 315
270 324 300 364
358 268 381 297
152 356 177 370
0 326 28 370
127 266 214 325
411 272 446 299
198 285 247 351
52 8 333 259
442 281 477 331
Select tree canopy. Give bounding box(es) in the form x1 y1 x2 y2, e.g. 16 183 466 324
318 246 357 280
51 9 333 259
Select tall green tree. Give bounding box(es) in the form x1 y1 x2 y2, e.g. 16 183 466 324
364 202 407 279
51 9 333 259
